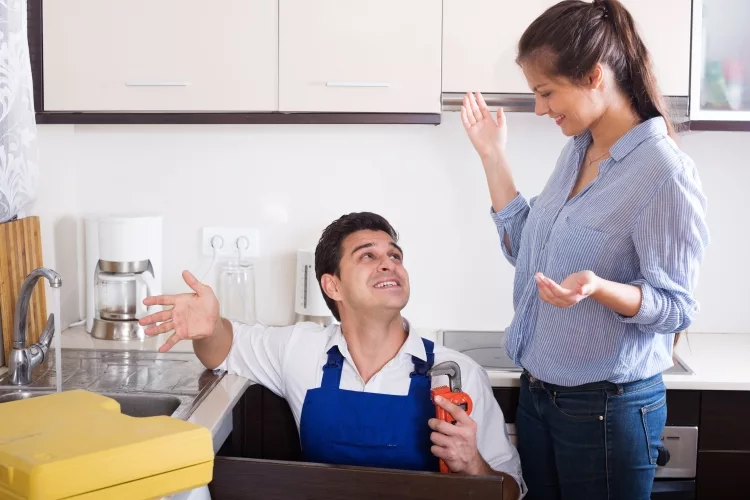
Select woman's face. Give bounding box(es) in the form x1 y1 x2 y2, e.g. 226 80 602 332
521 61 605 137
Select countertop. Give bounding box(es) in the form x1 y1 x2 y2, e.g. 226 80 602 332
2 326 748 499
483 332 750 391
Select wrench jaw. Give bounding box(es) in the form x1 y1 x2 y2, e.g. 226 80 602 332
428 360 462 393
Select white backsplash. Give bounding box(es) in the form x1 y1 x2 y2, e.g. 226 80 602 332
32 113 749 333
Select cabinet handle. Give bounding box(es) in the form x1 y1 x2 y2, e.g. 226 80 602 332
326 82 390 88
125 82 190 87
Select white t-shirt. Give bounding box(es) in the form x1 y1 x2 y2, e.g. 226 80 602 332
218 320 525 489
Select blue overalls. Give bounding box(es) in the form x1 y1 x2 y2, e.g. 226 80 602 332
299 338 438 472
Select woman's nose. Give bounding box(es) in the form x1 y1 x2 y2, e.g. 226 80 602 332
535 97 548 116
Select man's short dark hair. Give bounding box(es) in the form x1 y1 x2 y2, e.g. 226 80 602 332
314 212 399 321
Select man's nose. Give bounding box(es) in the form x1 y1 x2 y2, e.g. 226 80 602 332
379 258 395 271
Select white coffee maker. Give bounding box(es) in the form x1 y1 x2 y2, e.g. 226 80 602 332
85 214 163 340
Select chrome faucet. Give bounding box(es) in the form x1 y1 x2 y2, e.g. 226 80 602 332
8 267 62 385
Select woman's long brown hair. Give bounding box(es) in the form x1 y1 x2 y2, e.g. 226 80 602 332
516 0 676 139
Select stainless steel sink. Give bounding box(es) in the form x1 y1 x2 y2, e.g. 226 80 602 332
0 390 189 418
0 349 224 420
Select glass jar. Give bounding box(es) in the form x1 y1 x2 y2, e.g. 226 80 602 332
218 261 257 324
96 273 141 320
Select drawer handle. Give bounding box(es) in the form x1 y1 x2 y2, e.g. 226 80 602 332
125 82 190 87
326 82 390 88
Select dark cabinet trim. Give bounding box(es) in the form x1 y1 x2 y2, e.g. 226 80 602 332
34 112 441 125
688 120 750 132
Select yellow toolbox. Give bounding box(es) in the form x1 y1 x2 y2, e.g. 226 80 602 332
0 389 214 500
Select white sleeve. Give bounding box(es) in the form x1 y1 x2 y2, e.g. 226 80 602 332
468 367 528 497
216 321 295 398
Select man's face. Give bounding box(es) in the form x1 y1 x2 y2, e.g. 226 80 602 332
323 230 410 320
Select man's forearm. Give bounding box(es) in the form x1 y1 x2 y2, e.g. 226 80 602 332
193 317 233 369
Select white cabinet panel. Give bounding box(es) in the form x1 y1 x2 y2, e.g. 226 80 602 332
623 0 691 97
442 0 556 94
443 0 690 97
43 0 278 112
279 0 442 113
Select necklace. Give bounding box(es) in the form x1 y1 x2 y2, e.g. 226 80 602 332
587 149 610 166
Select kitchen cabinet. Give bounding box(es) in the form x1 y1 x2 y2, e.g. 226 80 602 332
442 0 690 103
230 385 742 499
696 391 750 499
278 0 442 114
42 0 278 112
689 0 750 130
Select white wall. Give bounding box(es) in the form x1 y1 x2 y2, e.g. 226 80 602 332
31 112 750 334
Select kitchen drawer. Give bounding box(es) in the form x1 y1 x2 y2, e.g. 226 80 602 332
700 391 750 451
696 451 750 499
278 0 442 113
493 387 520 424
210 457 514 499
43 0 278 112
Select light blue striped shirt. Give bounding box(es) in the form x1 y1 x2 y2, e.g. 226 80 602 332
492 117 710 386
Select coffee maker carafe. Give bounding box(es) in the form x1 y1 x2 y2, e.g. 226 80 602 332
85 215 163 340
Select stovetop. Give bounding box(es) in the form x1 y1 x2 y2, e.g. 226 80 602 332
441 330 692 375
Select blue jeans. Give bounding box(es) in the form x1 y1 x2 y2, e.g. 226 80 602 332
517 371 667 500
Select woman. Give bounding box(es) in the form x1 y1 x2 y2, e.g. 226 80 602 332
461 1 709 499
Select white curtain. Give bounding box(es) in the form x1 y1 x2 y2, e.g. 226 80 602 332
0 0 38 223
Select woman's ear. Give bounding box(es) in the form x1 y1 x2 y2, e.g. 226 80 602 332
320 274 341 301
585 63 605 90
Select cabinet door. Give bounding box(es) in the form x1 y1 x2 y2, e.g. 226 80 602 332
622 0 691 97
442 0 555 94
442 0 689 96
278 0 442 113
43 0 278 112
689 0 750 123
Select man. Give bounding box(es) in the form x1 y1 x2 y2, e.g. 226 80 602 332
140 212 525 498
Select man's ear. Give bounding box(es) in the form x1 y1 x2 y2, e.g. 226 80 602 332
320 274 342 301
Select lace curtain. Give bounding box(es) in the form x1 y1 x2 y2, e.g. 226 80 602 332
0 0 38 223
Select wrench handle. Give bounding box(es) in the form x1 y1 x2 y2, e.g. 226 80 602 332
431 386 474 473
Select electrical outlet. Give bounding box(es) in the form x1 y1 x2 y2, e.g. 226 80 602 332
202 227 259 258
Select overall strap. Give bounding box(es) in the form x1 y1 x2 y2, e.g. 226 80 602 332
410 338 435 379
321 346 345 389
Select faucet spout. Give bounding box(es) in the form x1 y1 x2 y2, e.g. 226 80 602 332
9 267 62 385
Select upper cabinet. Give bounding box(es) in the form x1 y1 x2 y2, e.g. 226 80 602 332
442 1 555 95
43 0 279 112
278 0 442 114
442 0 691 97
690 0 750 127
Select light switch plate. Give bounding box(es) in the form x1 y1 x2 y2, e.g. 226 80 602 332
201 227 259 258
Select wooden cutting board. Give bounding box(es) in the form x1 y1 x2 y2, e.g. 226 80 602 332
0 215 47 366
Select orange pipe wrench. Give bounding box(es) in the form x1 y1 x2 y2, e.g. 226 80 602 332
428 361 473 473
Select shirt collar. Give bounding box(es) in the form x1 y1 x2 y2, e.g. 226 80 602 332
324 317 427 362
573 116 668 162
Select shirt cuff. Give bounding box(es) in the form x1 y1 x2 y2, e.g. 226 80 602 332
616 279 659 325
489 192 526 223
214 320 240 372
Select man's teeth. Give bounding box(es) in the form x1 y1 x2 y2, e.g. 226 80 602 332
375 281 397 288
